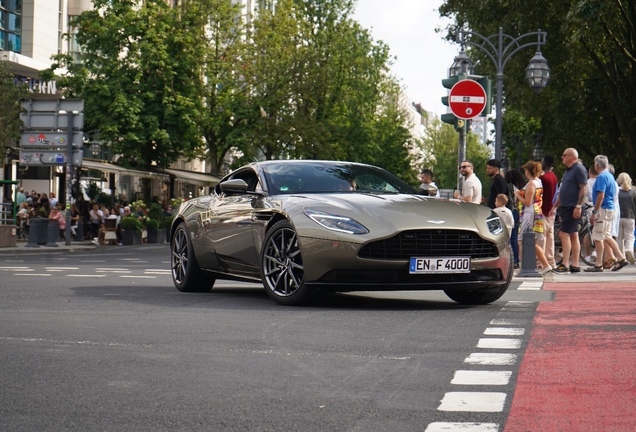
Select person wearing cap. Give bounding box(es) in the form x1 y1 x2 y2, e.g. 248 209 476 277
419 169 439 197
486 159 508 209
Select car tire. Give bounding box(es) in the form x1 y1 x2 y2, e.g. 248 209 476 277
444 251 513 305
171 222 215 292
260 220 314 306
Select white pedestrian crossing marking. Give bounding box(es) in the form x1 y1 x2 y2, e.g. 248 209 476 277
490 318 526 325
464 353 517 366
425 422 499 431
476 338 521 349
484 327 525 336
438 392 507 412
451 370 512 385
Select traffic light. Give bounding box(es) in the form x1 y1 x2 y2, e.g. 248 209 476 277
475 76 493 116
441 72 467 131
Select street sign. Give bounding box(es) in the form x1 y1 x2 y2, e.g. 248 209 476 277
19 150 83 166
20 131 84 148
19 112 84 130
448 80 487 120
21 99 84 112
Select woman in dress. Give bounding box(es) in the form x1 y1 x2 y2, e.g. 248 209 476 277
515 161 552 275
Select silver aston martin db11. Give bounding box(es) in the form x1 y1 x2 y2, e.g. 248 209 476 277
170 160 513 305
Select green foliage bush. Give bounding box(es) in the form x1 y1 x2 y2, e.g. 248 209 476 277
160 216 174 229
146 218 159 230
148 203 164 226
120 216 143 233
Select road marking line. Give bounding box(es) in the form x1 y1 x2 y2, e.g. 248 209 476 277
490 318 526 325
13 273 50 276
95 268 130 271
0 266 30 269
425 422 499 431
97 270 131 274
451 370 512 386
484 327 525 336
45 267 79 270
144 269 171 272
120 275 156 279
464 353 517 366
144 272 170 275
438 392 507 412
506 300 534 305
477 338 521 349
66 274 106 278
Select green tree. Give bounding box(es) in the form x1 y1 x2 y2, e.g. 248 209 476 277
42 0 203 170
421 120 490 192
439 0 636 177
0 62 29 201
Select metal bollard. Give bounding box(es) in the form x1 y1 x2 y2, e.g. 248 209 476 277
516 231 541 277
25 221 40 248
45 221 60 247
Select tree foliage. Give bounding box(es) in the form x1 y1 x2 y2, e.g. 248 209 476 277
0 62 29 162
44 0 418 179
421 120 491 191
439 0 636 178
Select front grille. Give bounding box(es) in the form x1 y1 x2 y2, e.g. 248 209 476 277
358 230 498 260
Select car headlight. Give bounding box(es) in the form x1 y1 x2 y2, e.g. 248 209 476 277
304 209 369 235
486 212 504 235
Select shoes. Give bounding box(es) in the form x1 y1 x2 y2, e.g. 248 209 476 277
569 266 581 273
514 263 519 269
117 242 123 246
585 256 594 264
603 259 617 269
612 259 629 272
540 265 553 275
553 264 569 273
584 265 603 272
626 250 635 264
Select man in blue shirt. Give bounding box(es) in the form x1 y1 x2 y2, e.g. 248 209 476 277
550 148 587 272
585 155 628 272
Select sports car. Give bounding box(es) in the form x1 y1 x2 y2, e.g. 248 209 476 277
170 160 513 305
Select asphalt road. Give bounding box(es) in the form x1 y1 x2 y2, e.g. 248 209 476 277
0 245 552 431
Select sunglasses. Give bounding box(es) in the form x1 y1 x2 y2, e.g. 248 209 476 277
460 166 470 169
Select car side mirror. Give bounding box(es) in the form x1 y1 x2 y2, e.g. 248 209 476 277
219 179 249 194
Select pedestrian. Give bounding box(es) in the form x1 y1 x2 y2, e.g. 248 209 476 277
516 161 553 275
49 192 58 209
16 188 26 207
486 159 508 209
419 169 440 197
616 172 636 264
585 155 629 272
540 155 559 270
494 194 514 235
454 160 482 204
505 169 525 268
550 148 587 273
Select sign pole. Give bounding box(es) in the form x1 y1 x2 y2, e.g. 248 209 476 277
65 111 74 245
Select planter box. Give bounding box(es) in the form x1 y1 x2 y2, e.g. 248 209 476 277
146 228 166 244
121 230 143 245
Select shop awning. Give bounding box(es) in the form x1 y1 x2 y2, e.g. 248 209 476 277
81 160 169 179
160 168 220 187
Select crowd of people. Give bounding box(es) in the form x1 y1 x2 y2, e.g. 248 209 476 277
420 148 636 275
13 190 175 245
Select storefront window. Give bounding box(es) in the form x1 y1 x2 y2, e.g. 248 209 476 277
0 32 5 50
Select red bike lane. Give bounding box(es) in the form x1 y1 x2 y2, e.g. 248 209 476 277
505 282 636 432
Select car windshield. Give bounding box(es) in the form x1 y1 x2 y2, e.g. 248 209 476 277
261 162 416 195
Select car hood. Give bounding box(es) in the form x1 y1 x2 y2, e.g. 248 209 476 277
277 193 497 242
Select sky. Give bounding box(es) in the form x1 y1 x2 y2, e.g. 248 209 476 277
352 0 457 117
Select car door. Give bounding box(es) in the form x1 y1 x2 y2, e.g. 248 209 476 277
208 169 262 278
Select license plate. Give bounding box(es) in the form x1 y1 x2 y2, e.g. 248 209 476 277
409 257 471 274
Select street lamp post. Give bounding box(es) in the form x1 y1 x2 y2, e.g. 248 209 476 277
455 27 550 160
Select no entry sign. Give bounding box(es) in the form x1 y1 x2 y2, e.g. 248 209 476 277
448 80 487 119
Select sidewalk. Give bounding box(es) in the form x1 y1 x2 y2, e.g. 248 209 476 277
0 240 97 253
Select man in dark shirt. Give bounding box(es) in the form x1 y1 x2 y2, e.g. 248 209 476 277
540 155 559 269
486 159 508 209
550 148 588 272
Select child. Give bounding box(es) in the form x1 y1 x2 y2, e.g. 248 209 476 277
494 193 515 236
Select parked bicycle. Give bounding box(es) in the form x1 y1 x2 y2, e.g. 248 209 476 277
554 203 596 266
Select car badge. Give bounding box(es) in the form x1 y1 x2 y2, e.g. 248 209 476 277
427 220 445 224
